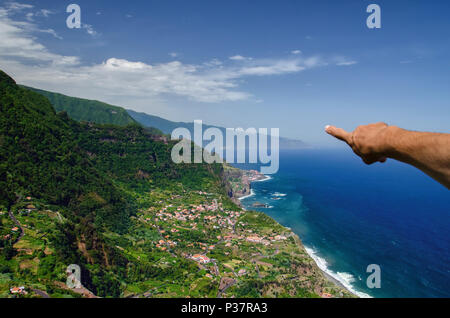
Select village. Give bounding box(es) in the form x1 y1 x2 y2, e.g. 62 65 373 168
0 189 348 298
121 189 310 298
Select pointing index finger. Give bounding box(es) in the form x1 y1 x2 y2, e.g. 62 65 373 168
325 125 352 144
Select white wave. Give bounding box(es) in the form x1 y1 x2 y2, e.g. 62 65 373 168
304 246 372 298
238 189 255 201
272 192 287 197
255 175 272 182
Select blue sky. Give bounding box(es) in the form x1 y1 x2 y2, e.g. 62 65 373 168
0 0 449 146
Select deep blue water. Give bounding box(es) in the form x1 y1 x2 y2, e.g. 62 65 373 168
234 149 449 298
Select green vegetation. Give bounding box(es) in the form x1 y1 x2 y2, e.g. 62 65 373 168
127 109 186 135
0 70 350 298
22 86 137 126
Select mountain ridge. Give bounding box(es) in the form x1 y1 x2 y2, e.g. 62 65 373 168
21 86 137 127
128 109 309 150
19 85 308 149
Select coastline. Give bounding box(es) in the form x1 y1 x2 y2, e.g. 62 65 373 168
237 189 255 201
238 171 362 298
253 175 272 182
237 175 271 200
304 246 370 298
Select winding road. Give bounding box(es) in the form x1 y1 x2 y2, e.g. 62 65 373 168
8 210 24 244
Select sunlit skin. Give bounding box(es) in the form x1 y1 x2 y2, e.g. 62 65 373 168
325 123 450 189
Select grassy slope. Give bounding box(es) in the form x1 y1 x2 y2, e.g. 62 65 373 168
22 86 137 126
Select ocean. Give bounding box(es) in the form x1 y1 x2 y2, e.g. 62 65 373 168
234 149 450 298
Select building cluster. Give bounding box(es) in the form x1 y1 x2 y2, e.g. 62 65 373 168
155 200 222 223
185 241 215 252
19 204 36 215
137 191 292 284
154 201 244 233
10 286 27 295
244 170 266 182
155 238 178 251
191 254 211 264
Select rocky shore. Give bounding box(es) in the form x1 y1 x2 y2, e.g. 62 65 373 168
223 165 268 204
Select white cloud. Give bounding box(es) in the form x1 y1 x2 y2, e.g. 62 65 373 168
39 28 62 39
0 3 61 40
229 55 245 60
291 50 302 55
82 23 98 37
14 5 55 22
229 55 253 61
336 61 357 66
238 59 308 76
5 2 33 12
169 52 178 58
38 9 54 18
0 3 357 106
333 57 358 66
8 2 97 37
203 58 222 67
0 8 67 61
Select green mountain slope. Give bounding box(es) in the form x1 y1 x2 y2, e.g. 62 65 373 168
0 70 234 297
2 74 132 233
127 109 192 134
22 86 136 126
1 71 136 296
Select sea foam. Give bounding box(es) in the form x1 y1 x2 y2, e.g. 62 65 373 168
255 175 272 182
238 189 255 201
304 246 372 298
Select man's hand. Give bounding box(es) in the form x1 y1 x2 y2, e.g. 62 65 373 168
325 122 391 164
325 123 450 189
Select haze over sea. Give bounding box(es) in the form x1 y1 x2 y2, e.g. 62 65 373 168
234 149 449 298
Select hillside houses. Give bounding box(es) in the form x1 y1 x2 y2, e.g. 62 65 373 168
246 235 263 243
191 254 211 264
10 286 27 295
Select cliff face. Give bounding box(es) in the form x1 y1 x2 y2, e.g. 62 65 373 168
223 165 267 203
223 166 250 201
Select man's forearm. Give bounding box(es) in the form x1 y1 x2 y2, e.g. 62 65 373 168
325 123 450 189
384 126 450 189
